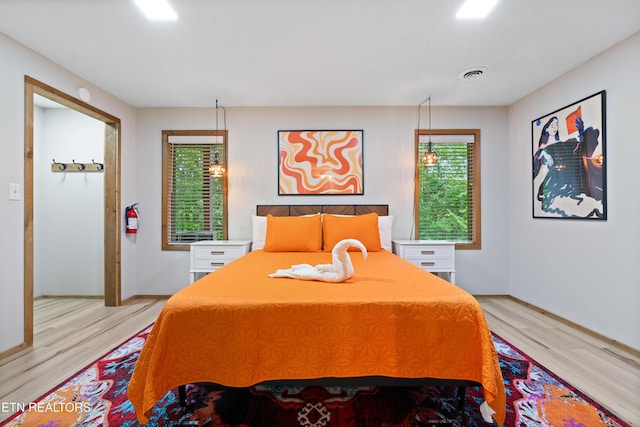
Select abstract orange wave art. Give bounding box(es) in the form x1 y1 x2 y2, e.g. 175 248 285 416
278 130 363 195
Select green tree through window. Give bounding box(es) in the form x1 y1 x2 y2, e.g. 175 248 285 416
415 130 480 249
162 130 227 251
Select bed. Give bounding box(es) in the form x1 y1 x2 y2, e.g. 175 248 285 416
128 204 506 425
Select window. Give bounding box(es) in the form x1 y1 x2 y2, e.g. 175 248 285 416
162 130 227 251
414 129 480 249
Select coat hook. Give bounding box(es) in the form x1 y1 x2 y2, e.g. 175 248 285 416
52 159 66 171
72 160 85 171
92 159 104 171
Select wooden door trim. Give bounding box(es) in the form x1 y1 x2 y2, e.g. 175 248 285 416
23 76 122 346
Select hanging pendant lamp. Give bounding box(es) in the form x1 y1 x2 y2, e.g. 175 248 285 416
209 99 226 177
420 97 439 166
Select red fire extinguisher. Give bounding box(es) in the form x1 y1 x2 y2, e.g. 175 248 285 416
125 203 139 234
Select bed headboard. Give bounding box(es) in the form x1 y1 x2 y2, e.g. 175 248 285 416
257 204 388 217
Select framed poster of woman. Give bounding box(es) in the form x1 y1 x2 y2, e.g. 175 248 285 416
532 91 606 220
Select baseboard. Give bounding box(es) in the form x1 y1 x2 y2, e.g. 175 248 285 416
36 295 104 299
501 295 640 358
123 295 172 302
0 341 28 360
34 295 169 304
473 294 509 299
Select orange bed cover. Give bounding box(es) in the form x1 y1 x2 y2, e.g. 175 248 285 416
128 250 506 425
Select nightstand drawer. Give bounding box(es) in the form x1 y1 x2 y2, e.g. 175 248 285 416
402 245 453 260
193 246 246 260
192 258 236 269
405 258 454 270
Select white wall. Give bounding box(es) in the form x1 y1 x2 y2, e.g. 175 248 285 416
508 32 640 349
0 32 137 354
34 107 105 296
5 22 635 356
134 106 510 296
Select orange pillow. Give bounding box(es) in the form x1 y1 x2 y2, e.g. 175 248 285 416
323 213 381 252
263 214 322 252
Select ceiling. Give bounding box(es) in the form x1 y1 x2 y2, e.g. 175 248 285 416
1 0 639 108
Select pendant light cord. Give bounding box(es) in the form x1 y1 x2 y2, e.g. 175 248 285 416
411 96 431 240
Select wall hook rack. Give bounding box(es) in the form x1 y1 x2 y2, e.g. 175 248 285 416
51 159 104 173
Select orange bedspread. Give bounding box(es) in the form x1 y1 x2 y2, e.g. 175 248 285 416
128 250 506 425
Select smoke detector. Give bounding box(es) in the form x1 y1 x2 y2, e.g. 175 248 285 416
458 66 488 81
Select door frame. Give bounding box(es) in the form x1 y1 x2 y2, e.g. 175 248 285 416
24 76 122 346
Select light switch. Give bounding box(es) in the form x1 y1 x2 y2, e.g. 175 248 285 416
9 183 20 201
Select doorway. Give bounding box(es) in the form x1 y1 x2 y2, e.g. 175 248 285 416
24 76 121 347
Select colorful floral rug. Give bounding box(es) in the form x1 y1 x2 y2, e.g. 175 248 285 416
1 324 631 426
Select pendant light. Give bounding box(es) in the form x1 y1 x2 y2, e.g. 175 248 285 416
209 152 224 178
419 97 439 166
208 99 226 178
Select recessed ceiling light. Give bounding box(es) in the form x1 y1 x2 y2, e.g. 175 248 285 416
133 0 178 21
456 0 499 19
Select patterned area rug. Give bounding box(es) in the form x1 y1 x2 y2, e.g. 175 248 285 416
1 324 631 427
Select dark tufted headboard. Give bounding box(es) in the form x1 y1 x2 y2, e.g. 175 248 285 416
256 204 388 217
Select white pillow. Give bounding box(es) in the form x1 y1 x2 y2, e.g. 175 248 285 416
252 213 393 252
251 215 267 250
378 215 393 252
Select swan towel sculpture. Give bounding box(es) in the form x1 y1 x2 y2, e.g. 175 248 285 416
268 238 367 283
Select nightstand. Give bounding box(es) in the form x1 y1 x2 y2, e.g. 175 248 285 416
392 240 456 284
189 240 251 282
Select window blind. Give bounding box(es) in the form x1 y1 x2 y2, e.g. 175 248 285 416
417 134 477 245
164 133 226 248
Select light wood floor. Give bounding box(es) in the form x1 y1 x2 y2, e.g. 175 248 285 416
478 297 639 426
0 296 638 425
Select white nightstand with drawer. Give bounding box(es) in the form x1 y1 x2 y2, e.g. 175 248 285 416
189 240 251 282
392 240 456 284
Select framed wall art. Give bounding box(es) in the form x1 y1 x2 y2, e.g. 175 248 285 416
532 90 606 220
278 130 364 195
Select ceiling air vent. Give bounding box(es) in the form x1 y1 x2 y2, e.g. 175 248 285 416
458 66 488 81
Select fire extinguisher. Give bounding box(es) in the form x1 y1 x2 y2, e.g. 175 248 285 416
125 203 139 234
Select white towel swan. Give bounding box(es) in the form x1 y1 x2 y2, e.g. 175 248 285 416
268 238 367 283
